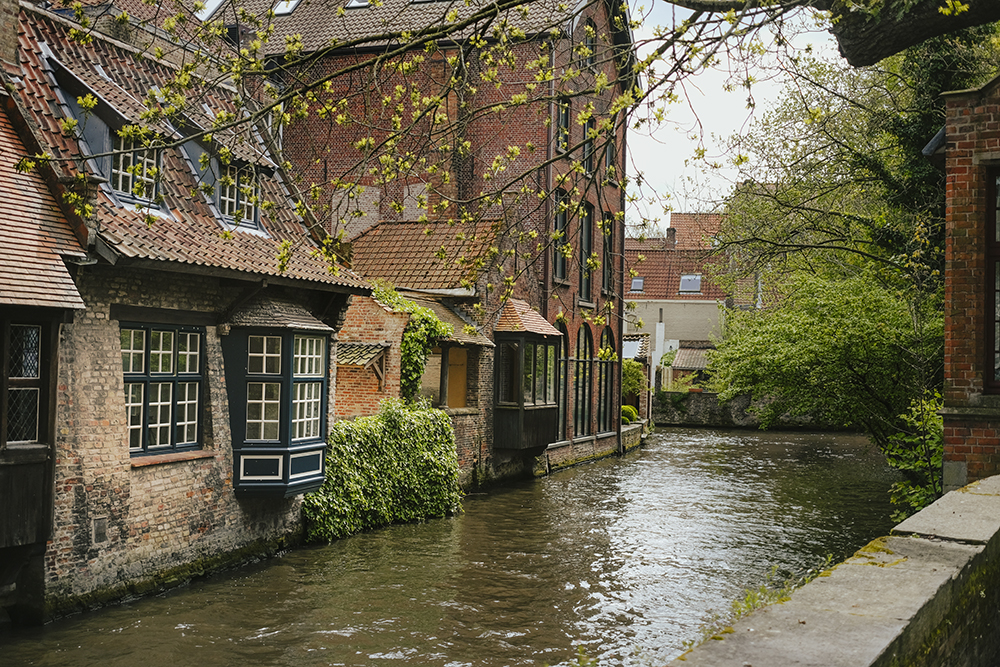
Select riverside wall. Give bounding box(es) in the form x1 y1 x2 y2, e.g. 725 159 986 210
671 475 1000 666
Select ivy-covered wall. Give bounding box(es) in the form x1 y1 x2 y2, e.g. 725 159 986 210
303 399 462 542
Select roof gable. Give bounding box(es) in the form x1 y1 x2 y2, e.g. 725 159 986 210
13 4 367 293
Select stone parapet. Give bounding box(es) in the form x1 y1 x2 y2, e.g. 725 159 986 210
671 476 1000 666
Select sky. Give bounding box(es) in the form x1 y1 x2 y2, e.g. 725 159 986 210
624 1 841 228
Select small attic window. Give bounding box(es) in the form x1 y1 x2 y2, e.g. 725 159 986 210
679 274 702 293
274 0 303 15
196 0 226 20
630 277 644 292
345 0 368 6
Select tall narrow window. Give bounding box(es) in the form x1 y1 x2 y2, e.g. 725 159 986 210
583 118 596 173
988 172 1000 391
293 335 324 440
602 212 614 293
557 324 569 441
605 129 617 183
579 204 593 302
597 329 615 433
6 324 42 444
556 98 571 152
121 324 203 454
553 190 568 281
583 21 596 68
573 326 593 437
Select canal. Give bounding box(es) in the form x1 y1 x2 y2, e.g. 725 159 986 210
2 427 900 666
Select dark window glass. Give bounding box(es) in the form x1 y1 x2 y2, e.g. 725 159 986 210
554 190 568 280
557 98 570 152
580 204 593 302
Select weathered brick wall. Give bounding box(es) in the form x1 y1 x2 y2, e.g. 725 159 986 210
941 81 1000 489
46 265 309 617
335 295 408 419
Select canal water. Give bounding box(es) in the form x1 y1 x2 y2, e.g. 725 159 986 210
2 428 900 666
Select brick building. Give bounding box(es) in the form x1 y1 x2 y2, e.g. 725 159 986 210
1 2 368 621
211 0 637 476
939 75 1000 489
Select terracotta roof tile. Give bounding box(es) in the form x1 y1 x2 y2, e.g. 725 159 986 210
351 220 496 291
669 212 721 250
226 293 334 330
624 247 726 301
0 96 85 309
337 341 388 366
14 5 368 293
494 298 560 337
623 332 648 358
672 347 710 371
409 296 493 347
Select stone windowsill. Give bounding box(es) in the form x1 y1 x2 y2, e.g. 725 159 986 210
444 407 480 417
132 450 217 468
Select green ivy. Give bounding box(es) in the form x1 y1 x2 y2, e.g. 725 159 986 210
371 280 452 401
302 399 462 542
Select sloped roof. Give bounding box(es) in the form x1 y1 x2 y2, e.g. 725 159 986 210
337 341 388 366
624 247 726 301
227 293 335 330
0 95 86 309
351 220 496 291
672 346 710 371
409 296 494 347
13 4 368 293
669 213 721 250
622 332 648 359
495 297 560 337
221 0 597 55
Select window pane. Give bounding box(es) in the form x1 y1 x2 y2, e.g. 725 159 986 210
248 335 281 374
177 382 199 445
522 343 535 404
121 329 145 374
148 383 172 447
547 344 556 405
9 325 40 379
7 388 39 443
177 333 200 374
498 342 518 403
293 382 322 439
294 336 325 377
535 344 546 404
125 383 144 450
149 331 174 374
247 381 281 441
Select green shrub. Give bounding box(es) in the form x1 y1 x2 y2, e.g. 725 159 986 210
621 359 647 397
302 399 462 542
621 404 638 424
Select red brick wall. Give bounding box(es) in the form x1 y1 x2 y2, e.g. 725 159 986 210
942 79 1000 489
335 295 408 419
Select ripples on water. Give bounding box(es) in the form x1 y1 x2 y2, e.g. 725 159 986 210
1 428 900 667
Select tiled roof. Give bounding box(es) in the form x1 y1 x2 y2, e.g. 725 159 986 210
351 220 496 291
495 298 560 337
623 332 648 358
224 0 582 55
13 4 368 293
672 346 710 371
0 94 86 309
624 247 726 301
226 293 335 330
337 341 388 366
669 212 721 250
409 296 494 347
624 233 674 252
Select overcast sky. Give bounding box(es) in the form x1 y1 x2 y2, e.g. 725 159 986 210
625 3 841 228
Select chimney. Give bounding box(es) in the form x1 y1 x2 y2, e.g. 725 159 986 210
0 0 18 73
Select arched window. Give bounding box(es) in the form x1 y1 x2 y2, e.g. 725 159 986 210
573 326 593 437
597 328 616 433
557 322 569 442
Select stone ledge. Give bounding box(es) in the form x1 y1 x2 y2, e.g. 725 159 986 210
131 450 218 468
671 476 1000 666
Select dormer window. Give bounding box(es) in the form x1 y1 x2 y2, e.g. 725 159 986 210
345 0 368 6
680 274 702 293
630 277 644 292
274 0 303 14
111 135 158 201
219 164 259 229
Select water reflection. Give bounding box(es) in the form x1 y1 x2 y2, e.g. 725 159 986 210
2 428 899 666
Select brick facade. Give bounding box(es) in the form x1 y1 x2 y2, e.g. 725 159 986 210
44 265 344 616
941 76 1000 489
335 296 408 419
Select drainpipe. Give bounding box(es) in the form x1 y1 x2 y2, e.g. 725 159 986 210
617 114 626 455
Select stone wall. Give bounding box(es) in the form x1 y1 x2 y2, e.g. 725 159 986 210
671 476 1000 666
653 391 759 428
44 265 315 618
